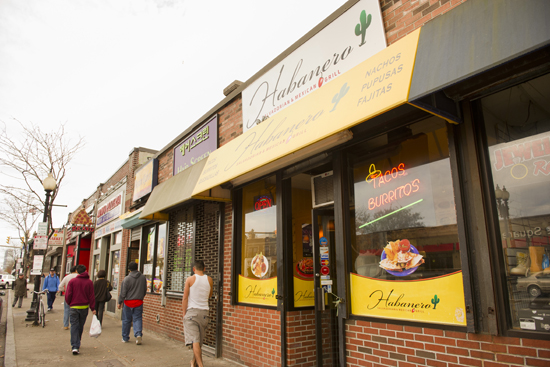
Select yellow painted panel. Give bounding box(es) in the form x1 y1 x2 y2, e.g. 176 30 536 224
238 275 277 307
350 271 467 326
193 29 421 195
293 276 315 308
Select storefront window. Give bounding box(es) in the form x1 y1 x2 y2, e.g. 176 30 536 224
93 254 100 279
349 117 466 326
154 223 166 293
111 250 119 291
114 231 122 245
143 225 155 292
482 73 550 333
291 174 315 308
238 176 277 306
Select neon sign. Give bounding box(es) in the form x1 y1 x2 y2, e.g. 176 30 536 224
365 163 421 210
254 195 273 211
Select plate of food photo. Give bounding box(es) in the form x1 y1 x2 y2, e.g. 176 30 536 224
251 252 269 278
379 239 424 277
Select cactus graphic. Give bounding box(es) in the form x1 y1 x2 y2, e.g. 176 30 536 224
355 10 372 47
272 288 275 297
431 295 440 310
330 83 350 112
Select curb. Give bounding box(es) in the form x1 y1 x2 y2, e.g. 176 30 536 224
5 290 16 367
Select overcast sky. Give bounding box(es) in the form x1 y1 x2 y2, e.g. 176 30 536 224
0 0 348 262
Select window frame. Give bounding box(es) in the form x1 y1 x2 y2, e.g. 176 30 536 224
473 76 550 340
140 222 167 294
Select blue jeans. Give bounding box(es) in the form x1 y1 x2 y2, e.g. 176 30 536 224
122 304 143 341
63 298 70 327
46 292 56 309
69 308 88 349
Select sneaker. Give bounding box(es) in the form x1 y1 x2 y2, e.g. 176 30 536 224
47 308 52 312
64 327 69 330
136 336 142 345
122 339 129 343
72 348 79 355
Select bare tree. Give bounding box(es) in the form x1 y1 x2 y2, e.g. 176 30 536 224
0 119 85 233
0 193 41 275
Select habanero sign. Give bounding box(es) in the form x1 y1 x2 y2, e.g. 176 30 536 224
173 116 218 175
97 192 124 226
242 0 386 132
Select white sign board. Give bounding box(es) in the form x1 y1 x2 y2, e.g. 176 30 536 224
31 255 44 275
242 0 386 132
48 229 64 246
37 222 48 236
143 264 153 275
34 235 48 250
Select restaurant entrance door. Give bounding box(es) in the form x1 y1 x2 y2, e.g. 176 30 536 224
313 208 341 367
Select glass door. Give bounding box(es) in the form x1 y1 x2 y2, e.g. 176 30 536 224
313 208 340 367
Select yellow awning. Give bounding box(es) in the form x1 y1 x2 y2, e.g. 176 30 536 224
139 158 230 220
193 29 421 195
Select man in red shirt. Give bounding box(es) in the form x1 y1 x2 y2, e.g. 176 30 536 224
65 264 96 355
117 262 147 345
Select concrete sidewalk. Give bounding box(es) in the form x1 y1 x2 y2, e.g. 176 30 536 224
6 290 239 367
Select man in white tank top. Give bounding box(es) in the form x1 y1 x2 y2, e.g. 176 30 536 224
182 260 213 367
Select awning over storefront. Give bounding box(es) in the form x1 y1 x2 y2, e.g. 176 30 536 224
139 158 231 220
408 0 550 122
119 207 149 229
192 29 421 196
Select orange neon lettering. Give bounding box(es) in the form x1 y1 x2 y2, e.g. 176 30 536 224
368 178 422 211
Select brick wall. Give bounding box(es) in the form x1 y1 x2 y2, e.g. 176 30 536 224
380 0 468 45
287 310 316 366
345 319 550 367
219 95 243 147
220 202 283 367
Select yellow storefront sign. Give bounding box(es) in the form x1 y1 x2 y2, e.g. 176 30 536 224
193 29 421 195
238 275 277 307
350 271 467 326
293 276 314 308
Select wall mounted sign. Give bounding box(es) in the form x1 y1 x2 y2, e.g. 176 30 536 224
71 225 95 233
193 29 420 197
242 0 386 132
173 116 218 175
70 208 93 225
253 195 273 211
48 229 64 246
350 271 466 326
238 274 277 307
33 235 48 250
97 192 123 226
133 158 158 202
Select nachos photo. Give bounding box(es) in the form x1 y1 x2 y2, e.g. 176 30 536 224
379 239 424 273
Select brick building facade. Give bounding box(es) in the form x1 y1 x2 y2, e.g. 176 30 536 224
62 1 550 366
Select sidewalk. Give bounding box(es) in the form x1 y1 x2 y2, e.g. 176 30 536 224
6 290 239 367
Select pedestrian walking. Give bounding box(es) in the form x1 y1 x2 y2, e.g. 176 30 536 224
59 266 78 330
42 268 60 311
65 264 96 355
117 262 147 345
182 260 213 367
12 273 27 308
93 270 112 326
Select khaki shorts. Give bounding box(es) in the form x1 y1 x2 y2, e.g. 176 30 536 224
183 308 209 346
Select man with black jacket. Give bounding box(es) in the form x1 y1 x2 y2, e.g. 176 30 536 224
117 262 147 345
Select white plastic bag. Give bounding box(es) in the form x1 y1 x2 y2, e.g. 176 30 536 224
89 315 102 338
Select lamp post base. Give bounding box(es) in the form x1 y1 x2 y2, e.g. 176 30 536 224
25 308 36 321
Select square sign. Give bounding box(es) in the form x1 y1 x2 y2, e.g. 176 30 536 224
37 222 48 236
34 235 48 250
31 255 44 275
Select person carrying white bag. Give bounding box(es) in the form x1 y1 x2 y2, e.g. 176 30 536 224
65 264 96 355
89 314 102 338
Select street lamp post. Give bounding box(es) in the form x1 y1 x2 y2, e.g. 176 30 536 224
25 173 56 323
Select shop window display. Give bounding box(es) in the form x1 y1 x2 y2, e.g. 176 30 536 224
291 174 315 308
110 250 119 291
482 73 550 333
349 117 466 326
239 176 278 306
142 223 167 293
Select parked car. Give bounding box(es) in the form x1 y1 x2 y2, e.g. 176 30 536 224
0 274 16 289
517 272 550 297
